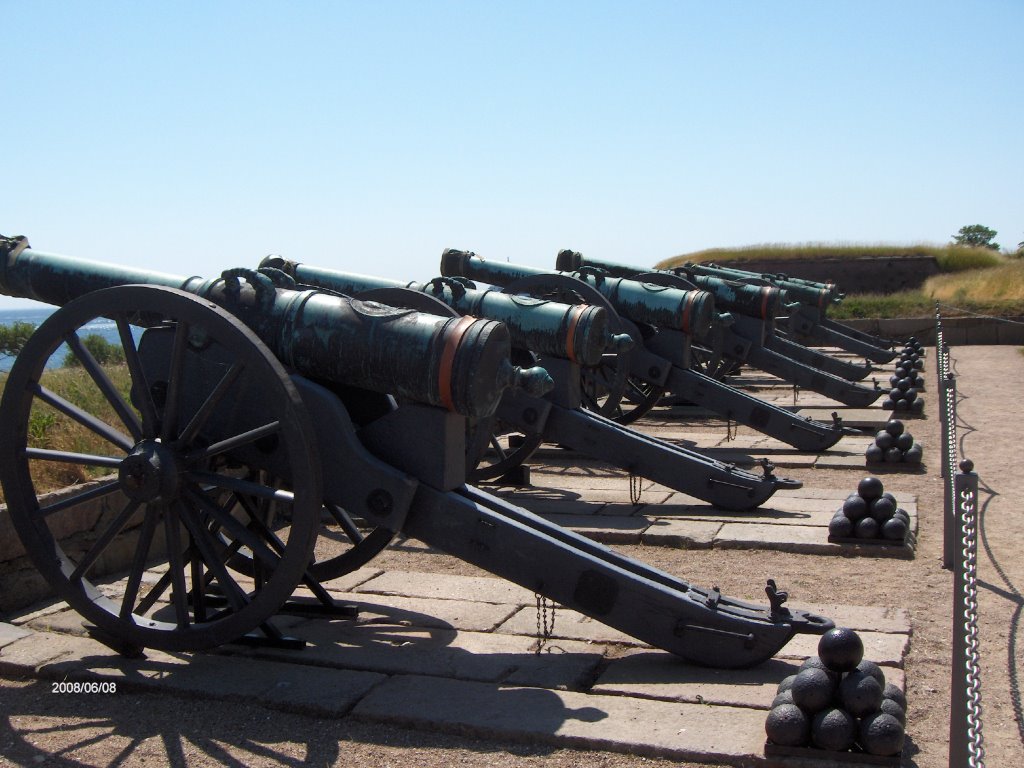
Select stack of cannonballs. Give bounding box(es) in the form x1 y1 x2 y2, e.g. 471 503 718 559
766 627 906 757
866 419 923 466
829 477 911 543
882 339 925 413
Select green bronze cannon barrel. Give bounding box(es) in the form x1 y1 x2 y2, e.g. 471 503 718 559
441 249 716 342
684 262 840 309
260 256 613 367
0 236 549 419
555 251 783 322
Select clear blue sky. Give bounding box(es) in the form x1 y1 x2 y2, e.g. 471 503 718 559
2 1 1021 309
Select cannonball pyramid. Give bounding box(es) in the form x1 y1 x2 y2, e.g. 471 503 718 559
766 627 906 757
829 476 911 544
866 419 923 466
881 339 926 414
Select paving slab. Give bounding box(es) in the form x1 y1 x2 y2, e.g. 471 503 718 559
351 674 770 763
41 641 385 716
0 622 33 650
790 604 911 635
0 630 114 674
495 606 642 646
640 519 721 548
714 523 837 554
227 619 606 689
552 514 650 543
593 652 801 708
816 453 927 472
353 570 535 605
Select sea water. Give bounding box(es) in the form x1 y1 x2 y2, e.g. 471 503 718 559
0 307 125 372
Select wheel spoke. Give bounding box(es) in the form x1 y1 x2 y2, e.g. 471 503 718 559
119 506 160 619
135 568 173 615
185 487 281 567
160 320 190 442
69 499 141 582
34 479 121 519
187 470 295 504
488 433 509 461
189 545 207 622
174 360 245 448
116 315 159 439
26 447 123 468
33 384 134 452
325 503 365 545
163 506 191 629
175 506 249 612
64 331 143 441
183 421 281 465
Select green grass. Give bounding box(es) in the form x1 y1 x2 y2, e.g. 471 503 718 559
656 243 1004 273
0 363 135 504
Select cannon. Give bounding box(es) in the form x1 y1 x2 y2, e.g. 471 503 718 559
677 262 898 364
555 251 884 394
257 256 797 509
439 250 860 451
0 235 832 667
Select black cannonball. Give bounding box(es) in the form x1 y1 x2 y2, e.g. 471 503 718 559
880 697 907 724
859 711 905 756
865 444 885 464
777 674 797 693
893 508 911 524
911 398 925 413
856 516 880 538
839 669 884 716
903 388 918 404
889 387 904 401
894 366 908 379
856 659 886 686
882 398 896 410
882 517 909 541
884 446 904 463
882 491 898 504
811 707 857 752
799 656 840 684
843 494 869 520
883 683 907 710
913 359 924 370
818 627 864 672
904 444 923 465
894 398 910 411
791 667 836 714
884 420 905 437
875 430 895 450
830 513 854 538
771 689 795 708
857 477 884 501
895 432 915 451
765 703 811 747
888 374 901 388
870 496 897 522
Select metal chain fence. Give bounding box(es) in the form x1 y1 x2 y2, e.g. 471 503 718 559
937 305 986 767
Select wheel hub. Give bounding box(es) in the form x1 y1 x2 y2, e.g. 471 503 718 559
118 440 182 502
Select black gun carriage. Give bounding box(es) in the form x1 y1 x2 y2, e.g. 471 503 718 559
0 235 831 668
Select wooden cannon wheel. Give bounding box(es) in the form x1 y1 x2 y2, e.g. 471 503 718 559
0 286 322 652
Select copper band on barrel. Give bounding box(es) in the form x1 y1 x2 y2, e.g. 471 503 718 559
564 304 587 363
681 291 696 334
438 315 477 412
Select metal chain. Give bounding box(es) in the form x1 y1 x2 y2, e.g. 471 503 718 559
534 593 556 655
628 473 643 505
725 416 737 441
958 481 986 767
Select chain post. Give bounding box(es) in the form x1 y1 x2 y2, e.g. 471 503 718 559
941 373 958 570
950 459 985 768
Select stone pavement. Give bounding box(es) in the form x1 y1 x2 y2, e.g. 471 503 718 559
0 565 910 764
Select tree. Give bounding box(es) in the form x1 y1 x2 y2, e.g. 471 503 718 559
951 224 1000 251
0 321 36 359
62 334 125 368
